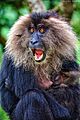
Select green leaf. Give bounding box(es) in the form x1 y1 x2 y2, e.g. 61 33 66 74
76 40 80 64
71 11 80 35
42 0 50 9
1 27 9 40
0 45 3 67
19 7 29 15
0 106 10 120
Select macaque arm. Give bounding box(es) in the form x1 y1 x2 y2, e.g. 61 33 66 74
0 55 19 115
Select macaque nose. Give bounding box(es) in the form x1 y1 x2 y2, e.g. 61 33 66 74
30 38 38 45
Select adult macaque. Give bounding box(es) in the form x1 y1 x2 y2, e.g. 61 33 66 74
0 11 80 120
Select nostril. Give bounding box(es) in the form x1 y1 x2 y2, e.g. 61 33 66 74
31 40 38 45
34 41 38 44
31 41 33 44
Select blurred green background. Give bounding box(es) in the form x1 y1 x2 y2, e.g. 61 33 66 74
0 0 80 120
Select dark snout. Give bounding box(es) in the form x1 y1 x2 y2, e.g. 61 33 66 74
29 33 43 49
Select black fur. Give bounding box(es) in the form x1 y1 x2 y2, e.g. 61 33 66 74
62 60 79 72
31 11 58 25
0 54 80 120
0 11 80 120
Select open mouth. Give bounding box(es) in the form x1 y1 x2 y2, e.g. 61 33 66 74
31 48 46 62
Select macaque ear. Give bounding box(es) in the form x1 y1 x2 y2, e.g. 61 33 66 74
15 30 23 37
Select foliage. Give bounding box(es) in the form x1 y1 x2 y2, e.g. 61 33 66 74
0 107 10 120
76 40 80 64
0 45 3 67
71 11 80 37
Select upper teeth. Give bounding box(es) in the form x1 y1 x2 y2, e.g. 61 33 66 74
35 54 43 61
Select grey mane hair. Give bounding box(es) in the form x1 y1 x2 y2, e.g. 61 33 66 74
5 15 77 72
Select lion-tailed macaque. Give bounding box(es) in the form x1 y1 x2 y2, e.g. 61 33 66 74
0 11 80 120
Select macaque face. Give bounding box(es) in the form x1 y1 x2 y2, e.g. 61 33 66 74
28 22 49 62
6 12 76 68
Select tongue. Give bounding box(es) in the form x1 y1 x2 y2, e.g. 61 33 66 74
35 50 43 59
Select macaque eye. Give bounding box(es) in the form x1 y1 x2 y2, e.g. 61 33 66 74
39 27 45 34
29 27 35 34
